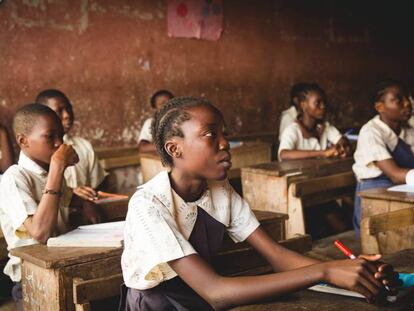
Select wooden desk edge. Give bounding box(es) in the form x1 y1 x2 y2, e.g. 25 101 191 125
11 245 123 269
359 187 414 203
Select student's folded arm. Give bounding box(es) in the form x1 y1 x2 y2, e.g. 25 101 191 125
246 226 320 271
169 251 382 310
279 149 325 160
374 159 409 184
23 163 66 244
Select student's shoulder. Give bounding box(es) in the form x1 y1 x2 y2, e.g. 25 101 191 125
0 164 31 187
358 117 384 138
69 135 93 147
143 118 153 127
281 122 301 138
128 172 170 211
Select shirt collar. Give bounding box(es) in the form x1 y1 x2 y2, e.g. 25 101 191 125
140 171 211 213
18 152 48 177
372 115 406 139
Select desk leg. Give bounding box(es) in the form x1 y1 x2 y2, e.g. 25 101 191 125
21 261 64 311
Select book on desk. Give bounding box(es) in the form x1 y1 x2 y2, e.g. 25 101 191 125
47 221 125 247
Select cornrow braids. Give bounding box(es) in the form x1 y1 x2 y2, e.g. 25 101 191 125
290 82 310 108
371 79 407 105
151 96 220 166
296 83 327 119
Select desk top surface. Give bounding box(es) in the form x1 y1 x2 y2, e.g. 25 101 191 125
359 187 414 203
232 249 414 311
10 211 283 269
241 157 354 177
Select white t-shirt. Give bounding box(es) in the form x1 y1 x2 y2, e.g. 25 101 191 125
0 152 72 281
279 106 298 140
353 115 414 180
121 171 260 290
138 118 153 143
63 134 107 189
278 121 343 160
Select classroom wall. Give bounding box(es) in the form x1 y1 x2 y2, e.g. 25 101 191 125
1 0 414 147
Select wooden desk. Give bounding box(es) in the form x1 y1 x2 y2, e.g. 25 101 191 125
139 142 272 183
10 211 309 311
359 188 414 255
232 248 414 311
242 158 354 238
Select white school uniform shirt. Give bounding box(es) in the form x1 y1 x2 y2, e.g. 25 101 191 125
353 115 414 180
63 134 107 189
138 118 153 143
278 121 343 160
279 106 298 140
121 171 260 290
0 152 72 282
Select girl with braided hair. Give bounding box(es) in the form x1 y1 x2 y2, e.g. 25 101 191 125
120 97 399 311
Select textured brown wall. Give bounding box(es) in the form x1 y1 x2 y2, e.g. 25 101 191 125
1 0 414 147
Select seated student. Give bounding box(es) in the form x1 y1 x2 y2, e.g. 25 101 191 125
0 104 79 309
138 89 174 153
120 97 399 311
35 89 107 209
278 83 351 161
0 125 15 178
279 82 309 140
353 79 414 235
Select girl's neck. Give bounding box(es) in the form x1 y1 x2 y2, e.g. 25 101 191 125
301 114 317 130
379 115 401 135
169 169 207 202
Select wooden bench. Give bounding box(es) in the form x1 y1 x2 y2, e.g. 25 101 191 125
361 207 414 255
287 171 356 238
359 188 414 255
242 158 354 238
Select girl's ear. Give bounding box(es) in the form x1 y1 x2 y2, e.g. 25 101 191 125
164 139 182 159
375 101 384 113
16 133 28 149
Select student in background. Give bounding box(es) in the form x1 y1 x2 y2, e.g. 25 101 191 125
137 90 174 153
353 79 414 235
279 82 309 140
120 97 399 311
0 125 14 177
278 83 351 161
0 104 79 310
36 89 107 211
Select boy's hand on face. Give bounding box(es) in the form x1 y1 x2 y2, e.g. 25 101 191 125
74 186 98 202
51 144 79 169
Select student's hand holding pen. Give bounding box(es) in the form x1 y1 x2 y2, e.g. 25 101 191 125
74 186 99 202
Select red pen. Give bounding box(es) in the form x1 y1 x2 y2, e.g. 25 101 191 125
334 240 356 259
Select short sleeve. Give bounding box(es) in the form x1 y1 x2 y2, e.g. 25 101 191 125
121 190 196 289
138 119 153 143
279 112 295 140
0 171 37 235
357 127 392 166
226 184 260 243
278 124 300 159
326 124 343 145
84 140 107 189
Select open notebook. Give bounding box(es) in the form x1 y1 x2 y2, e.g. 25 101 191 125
388 184 414 193
47 221 125 247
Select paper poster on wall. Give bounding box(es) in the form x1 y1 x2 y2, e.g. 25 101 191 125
167 0 223 41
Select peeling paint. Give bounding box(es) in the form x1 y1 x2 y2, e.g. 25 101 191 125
79 0 89 34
